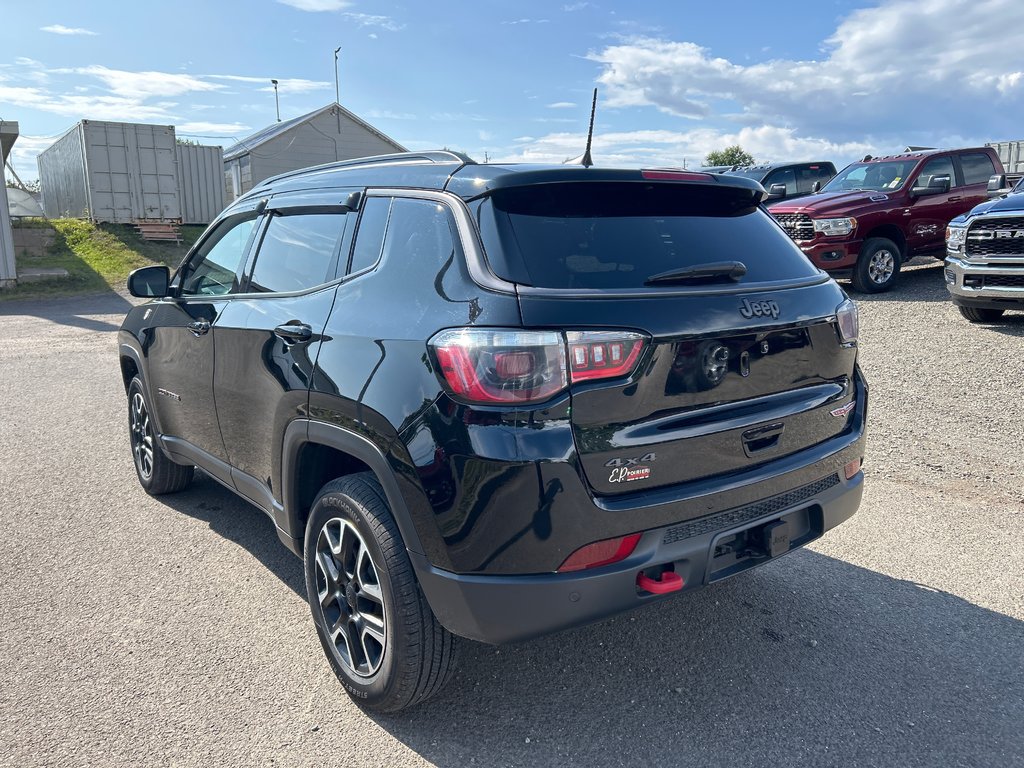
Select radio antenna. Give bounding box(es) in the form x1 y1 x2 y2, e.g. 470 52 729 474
580 88 597 168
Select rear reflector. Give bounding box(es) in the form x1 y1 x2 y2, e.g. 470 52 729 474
641 169 714 182
844 458 862 480
558 533 642 572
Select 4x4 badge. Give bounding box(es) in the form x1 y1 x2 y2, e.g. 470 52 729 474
739 298 780 319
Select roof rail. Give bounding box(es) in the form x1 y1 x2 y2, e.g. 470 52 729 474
253 150 477 190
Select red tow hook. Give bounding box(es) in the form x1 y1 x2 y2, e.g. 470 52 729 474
636 571 684 594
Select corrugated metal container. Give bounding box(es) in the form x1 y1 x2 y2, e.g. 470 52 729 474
986 140 1024 174
176 143 225 224
37 120 181 223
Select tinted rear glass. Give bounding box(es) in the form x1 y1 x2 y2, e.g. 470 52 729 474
477 182 819 289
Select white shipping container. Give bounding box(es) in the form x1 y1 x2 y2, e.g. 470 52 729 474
176 143 225 225
986 140 1024 174
38 120 181 223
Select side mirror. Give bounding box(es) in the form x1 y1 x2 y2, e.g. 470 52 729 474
127 265 170 298
987 173 1007 193
911 175 951 197
810 180 822 193
766 183 788 200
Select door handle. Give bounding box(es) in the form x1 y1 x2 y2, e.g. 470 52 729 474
273 323 313 343
947 196 962 202
187 320 211 337
742 422 784 456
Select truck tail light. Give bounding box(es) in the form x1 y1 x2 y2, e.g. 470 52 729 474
558 533 642 572
430 329 647 405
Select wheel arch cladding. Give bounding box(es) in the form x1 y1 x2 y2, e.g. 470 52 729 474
282 419 427 557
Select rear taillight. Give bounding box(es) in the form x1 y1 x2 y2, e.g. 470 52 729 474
566 331 645 382
835 298 859 344
429 329 647 405
558 533 642 572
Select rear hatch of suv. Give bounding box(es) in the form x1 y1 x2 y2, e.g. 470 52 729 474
473 172 859 496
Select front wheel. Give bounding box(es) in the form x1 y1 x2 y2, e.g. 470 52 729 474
127 377 194 495
851 237 901 293
304 473 457 712
958 306 1005 323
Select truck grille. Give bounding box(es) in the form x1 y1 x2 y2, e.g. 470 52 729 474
966 217 1024 257
773 213 814 242
973 274 1024 289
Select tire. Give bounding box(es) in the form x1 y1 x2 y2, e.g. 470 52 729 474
127 376 194 495
851 237 901 293
959 306 1005 323
304 473 457 712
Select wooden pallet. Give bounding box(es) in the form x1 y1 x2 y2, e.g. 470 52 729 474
135 222 182 243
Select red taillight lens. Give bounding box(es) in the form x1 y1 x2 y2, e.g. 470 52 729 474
431 329 567 404
558 533 642 572
430 329 647 405
566 331 644 382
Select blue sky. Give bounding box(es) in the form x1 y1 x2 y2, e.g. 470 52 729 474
2 0 1023 181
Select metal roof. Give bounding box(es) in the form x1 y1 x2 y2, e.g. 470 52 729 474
223 103 405 162
1 121 19 164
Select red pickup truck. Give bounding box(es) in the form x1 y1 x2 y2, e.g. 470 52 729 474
768 147 1004 292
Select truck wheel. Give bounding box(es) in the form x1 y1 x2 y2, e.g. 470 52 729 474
958 306 1005 323
127 377 194 495
304 473 457 712
851 238 901 293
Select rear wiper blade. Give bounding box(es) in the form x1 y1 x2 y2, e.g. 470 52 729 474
644 261 747 286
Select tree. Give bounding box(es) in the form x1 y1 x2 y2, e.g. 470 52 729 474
704 145 755 167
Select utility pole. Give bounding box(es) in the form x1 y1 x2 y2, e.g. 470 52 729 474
334 47 341 104
271 79 280 122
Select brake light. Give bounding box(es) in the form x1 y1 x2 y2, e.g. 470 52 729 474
431 329 566 404
566 331 645 382
430 329 647 405
641 170 713 182
558 533 642 572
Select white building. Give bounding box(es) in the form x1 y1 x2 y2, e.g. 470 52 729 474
223 103 406 201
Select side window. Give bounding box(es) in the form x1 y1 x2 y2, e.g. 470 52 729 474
795 166 828 194
959 153 996 186
763 168 797 195
380 199 456 268
917 156 956 188
246 212 348 294
180 216 258 297
349 197 392 274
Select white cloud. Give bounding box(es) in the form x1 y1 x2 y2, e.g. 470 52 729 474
589 0 1024 142
547 101 577 109
342 12 403 31
177 121 250 136
495 125 874 168
277 0 350 10
59 65 222 99
502 18 550 25
209 75 330 94
40 24 98 36
364 109 417 120
563 3 591 10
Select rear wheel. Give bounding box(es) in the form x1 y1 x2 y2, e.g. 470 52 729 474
958 306 1005 323
304 473 457 712
852 237 901 293
127 376 194 494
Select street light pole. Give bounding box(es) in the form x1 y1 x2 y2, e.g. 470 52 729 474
271 79 280 122
334 47 341 104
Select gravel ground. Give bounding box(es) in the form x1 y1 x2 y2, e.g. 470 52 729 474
1 261 1022 768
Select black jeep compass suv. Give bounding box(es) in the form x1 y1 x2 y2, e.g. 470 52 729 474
120 151 868 712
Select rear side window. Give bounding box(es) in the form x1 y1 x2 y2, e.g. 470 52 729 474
247 212 348 293
349 197 392 274
477 182 819 290
380 199 456 267
959 153 996 185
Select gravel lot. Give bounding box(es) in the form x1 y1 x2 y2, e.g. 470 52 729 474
1 259 1022 768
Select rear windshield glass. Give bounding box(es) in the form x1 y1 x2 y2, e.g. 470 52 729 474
476 182 819 290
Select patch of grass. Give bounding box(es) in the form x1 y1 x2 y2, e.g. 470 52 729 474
0 219 205 301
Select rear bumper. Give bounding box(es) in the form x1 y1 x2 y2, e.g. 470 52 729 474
413 468 863 644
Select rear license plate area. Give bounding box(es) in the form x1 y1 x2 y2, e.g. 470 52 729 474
707 506 823 582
